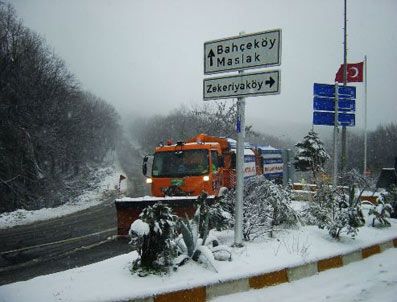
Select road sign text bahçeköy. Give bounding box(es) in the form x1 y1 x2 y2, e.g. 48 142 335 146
204 29 281 75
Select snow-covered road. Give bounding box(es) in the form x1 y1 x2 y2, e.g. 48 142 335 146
212 248 397 302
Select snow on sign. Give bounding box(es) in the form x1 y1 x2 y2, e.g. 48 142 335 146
313 111 355 127
203 70 280 100
313 97 356 112
204 29 281 75
313 83 356 99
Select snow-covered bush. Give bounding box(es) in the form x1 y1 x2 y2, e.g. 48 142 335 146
367 185 396 227
367 200 392 227
305 182 365 239
224 176 300 240
194 192 231 239
174 192 232 271
129 203 177 276
293 129 330 181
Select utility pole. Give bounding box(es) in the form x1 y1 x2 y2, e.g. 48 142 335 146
341 0 348 172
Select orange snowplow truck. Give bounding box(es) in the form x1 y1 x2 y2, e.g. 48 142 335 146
142 133 236 197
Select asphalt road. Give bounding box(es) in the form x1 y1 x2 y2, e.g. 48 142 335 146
0 191 132 285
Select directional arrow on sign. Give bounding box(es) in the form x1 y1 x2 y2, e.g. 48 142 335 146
265 77 275 88
207 49 215 67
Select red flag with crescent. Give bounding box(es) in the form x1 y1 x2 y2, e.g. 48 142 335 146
335 62 364 83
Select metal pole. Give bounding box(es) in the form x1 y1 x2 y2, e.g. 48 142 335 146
234 32 245 247
333 82 339 187
341 0 348 172
234 89 245 246
363 55 368 175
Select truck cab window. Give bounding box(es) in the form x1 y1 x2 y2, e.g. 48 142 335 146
211 150 219 172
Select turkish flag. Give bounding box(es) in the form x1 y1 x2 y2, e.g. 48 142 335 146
335 62 364 83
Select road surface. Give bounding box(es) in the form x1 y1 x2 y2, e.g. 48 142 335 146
0 191 131 285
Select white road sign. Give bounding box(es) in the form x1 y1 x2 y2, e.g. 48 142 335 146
204 29 281 75
203 70 280 100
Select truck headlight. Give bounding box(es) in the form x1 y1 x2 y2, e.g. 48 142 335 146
203 175 210 182
146 178 153 184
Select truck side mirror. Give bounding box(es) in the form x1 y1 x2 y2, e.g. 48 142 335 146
142 155 148 176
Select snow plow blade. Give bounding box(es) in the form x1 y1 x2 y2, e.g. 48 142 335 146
115 195 218 236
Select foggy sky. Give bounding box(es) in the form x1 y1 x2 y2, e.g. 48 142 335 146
11 0 397 138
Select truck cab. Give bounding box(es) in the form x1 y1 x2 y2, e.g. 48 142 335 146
143 140 225 197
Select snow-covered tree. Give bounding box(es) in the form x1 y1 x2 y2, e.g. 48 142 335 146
129 203 177 275
293 129 330 181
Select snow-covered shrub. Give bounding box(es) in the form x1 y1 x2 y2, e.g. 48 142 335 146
305 182 365 239
224 176 300 240
367 199 392 227
174 192 232 271
129 203 177 276
194 192 231 239
367 185 396 227
380 184 397 219
302 181 334 226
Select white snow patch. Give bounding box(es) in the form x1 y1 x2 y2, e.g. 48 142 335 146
0 165 123 229
0 218 396 302
129 219 150 237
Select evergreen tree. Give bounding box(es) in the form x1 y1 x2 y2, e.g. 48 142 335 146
293 129 330 180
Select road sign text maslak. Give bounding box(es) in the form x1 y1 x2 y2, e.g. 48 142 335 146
204 29 281 75
203 70 280 101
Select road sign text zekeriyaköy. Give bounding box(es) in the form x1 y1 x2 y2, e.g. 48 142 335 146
203 70 280 100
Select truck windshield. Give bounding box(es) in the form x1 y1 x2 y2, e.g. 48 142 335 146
152 149 209 177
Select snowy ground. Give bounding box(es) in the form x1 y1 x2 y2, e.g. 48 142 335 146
0 212 396 302
212 247 397 302
0 164 127 229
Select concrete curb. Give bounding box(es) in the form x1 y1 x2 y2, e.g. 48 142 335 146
124 238 396 302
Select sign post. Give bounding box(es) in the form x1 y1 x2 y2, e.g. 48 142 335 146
333 83 339 187
312 82 356 187
235 69 245 246
235 30 245 247
203 29 282 247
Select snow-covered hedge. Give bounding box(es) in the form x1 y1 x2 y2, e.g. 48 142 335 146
224 176 300 240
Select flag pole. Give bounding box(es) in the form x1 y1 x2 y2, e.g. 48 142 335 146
341 0 348 173
363 55 368 175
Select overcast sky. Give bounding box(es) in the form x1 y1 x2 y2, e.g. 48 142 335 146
11 0 397 138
